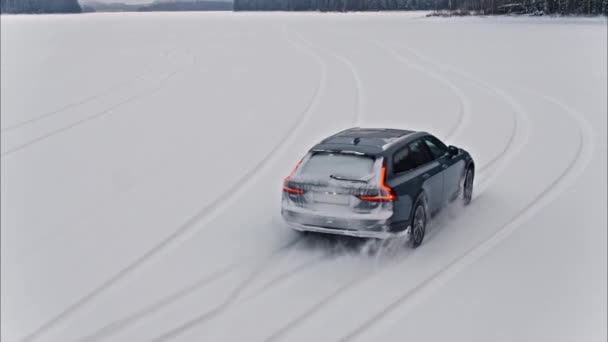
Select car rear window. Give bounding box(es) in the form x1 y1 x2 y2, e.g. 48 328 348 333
299 152 376 181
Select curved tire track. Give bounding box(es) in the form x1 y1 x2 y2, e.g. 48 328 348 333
246 36 479 342
70 28 343 342
1 35 234 134
103 29 371 341
256 40 531 342
146 239 335 342
1 69 180 158
262 223 450 342
390 43 529 181
77 237 305 342
0 58 162 134
239 253 329 303
372 41 472 141
300 33 366 126
284 29 365 127
338 88 594 342
77 29 360 341
22 26 328 342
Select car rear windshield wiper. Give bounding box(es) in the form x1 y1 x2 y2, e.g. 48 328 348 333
329 174 370 183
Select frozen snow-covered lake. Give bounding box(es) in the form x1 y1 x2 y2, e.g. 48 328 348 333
1 12 606 342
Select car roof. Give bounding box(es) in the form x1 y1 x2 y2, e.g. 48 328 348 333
312 127 424 156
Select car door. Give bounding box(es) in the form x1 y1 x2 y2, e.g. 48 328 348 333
424 135 465 203
388 139 443 222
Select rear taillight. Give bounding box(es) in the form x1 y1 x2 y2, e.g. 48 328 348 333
358 165 395 201
283 159 305 194
283 187 304 194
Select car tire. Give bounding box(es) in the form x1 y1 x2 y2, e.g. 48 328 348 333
410 199 427 248
463 166 474 205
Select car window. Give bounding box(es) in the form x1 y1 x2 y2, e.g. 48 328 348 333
424 136 448 159
393 147 411 173
393 140 433 173
299 152 375 181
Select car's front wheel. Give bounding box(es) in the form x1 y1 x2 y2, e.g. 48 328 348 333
410 201 426 248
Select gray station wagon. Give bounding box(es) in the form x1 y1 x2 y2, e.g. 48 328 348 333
281 127 475 248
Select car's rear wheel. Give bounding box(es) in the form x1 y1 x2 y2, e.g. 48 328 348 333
463 167 474 205
410 201 426 248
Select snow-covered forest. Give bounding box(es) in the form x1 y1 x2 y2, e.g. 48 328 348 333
0 0 81 13
234 0 607 15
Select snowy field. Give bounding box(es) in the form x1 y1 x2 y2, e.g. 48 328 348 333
1 12 606 342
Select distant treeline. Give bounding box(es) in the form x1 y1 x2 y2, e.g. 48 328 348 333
1 0 603 15
138 1 233 11
234 0 607 14
2 0 232 13
1 0 81 13
80 0 233 12
447 0 606 14
235 0 444 11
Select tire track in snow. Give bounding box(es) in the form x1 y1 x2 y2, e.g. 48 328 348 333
310 63 532 340
122 28 348 342
262 224 449 342
150 238 372 342
262 202 482 342
80 239 347 342
59 29 336 342
77 237 305 342
126 30 372 341
1 34 234 134
146 239 309 342
6 48 219 263
85 238 355 341
390 44 529 185
338 90 594 342
371 41 526 188
338 53 365 126
0 56 164 134
256 41 531 342
1 49 201 158
21 26 329 342
305 34 365 126
256 66 556 342
0 68 181 158
84 29 367 342
285 29 365 126
263 269 375 342
371 41 471 141
205 34 475 342
147 239 348 342
340 40 527 201
238 252 329 303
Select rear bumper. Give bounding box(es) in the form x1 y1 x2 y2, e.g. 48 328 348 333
287 222 410 240
282 205 409 240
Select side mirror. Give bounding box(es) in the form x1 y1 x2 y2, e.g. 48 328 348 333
447 145 459 157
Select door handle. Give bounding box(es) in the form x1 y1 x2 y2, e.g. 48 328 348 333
442 164 448 169
422 173 431 179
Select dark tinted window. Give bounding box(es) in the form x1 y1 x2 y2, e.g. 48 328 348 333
393 140 433 173
393 147 411 173
424 136 448 159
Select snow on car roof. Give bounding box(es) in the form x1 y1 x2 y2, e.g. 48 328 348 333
317 127 415 152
